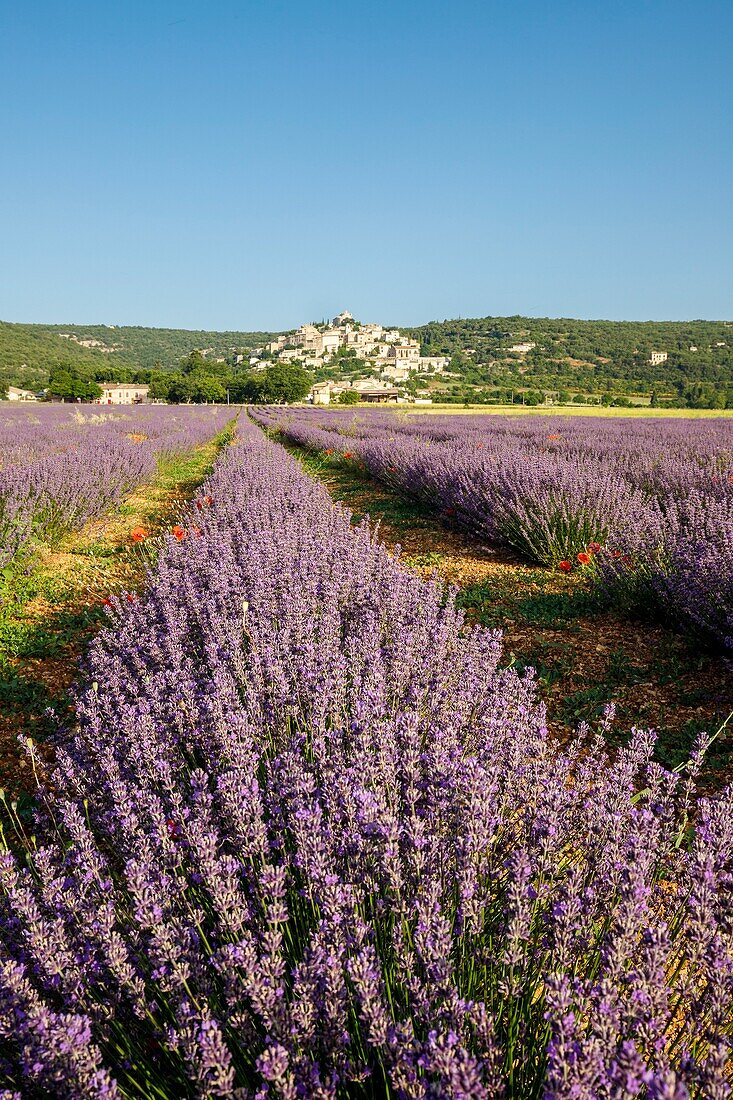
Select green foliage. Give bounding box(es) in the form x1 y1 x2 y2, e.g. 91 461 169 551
0 320 277 394
338 390 360 405
47 367 101 401
405 316 733 406
234 364 311 405
158 373 227 404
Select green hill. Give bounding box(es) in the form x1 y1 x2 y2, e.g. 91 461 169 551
0 321 277 391
2 314 733 408
403 316 733 404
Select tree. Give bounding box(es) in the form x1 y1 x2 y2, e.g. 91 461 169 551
180 350 208 374
166 375 195 403
241 364 311 405
164 372 227 404
191 374 226 404
338 390 360 405
47 367 101 401
148 373 173 401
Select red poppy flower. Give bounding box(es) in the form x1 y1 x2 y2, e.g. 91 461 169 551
558 560 572 572
130 526 148 543
445 507 455 516
577 552 591 565
102 597 113 608
324 448 334 456
166 819 182 839
587 542 601 554
622 554 633 567
388 465 397 473
343 451 354 459
195 500 204 510
204 496 213 506
611 549 622 559
126 593 136 603
171 525 186 541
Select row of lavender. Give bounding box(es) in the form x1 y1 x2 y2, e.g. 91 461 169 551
0 405 233 570
0 419 730 1097
253 408 733 652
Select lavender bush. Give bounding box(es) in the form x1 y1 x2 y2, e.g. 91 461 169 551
0 420 730 1097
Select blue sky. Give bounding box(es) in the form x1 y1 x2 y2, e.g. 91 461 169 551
1 0 731 330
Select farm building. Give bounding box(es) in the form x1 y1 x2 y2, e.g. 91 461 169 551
6 386 38 401
96 383 150 405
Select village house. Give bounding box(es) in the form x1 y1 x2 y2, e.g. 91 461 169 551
351 377 387 392
309 381 350 405
382 364 412 382
387 341 420 364
649 351 668 366
357 386 400 403
96 383 150 405
349 378 402 402
319 329 341 357
6 385 38 401
508 342 536 355
310 382 333 405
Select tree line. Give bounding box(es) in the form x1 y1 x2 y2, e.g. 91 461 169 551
31 353 312 405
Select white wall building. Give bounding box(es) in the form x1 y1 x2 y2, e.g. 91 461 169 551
387 342 420 364
6 386 38 401
97 383 150 405
320 330 341 356
382 364 412 382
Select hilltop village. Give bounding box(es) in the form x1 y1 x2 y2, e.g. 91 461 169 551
2 313 732 408
256 310 451 404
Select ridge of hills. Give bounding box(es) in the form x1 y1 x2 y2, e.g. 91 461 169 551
0 321 275 391
1 316 732 405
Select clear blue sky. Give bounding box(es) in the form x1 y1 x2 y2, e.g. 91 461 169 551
1 0 731 330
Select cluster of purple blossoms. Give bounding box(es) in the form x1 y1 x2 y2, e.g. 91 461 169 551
0 405 233 569
0 418 730 1097
252 407 733 652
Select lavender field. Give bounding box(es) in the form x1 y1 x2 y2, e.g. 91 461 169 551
0 405 233 574
255 407 733 655
0 408 731 1098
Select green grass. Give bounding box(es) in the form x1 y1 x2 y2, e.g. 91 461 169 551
291 445 435 532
